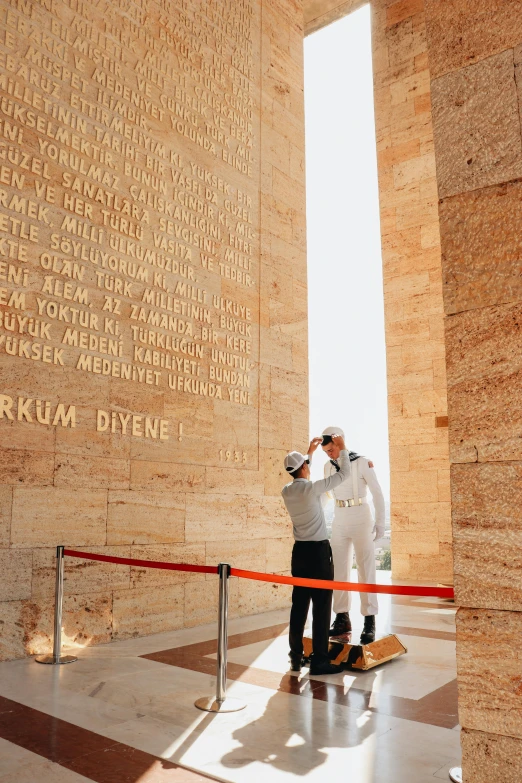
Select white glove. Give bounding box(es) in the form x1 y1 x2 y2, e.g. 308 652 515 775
373 525 384 541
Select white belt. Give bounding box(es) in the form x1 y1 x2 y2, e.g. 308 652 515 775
335 498 364 507
335 459 364 508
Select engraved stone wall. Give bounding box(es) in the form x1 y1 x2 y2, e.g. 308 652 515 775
0 0 307 660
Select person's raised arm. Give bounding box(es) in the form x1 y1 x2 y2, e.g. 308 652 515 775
306 436 323 463
311 435 351 495
321 461 334 506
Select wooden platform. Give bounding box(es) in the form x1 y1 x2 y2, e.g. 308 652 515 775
303 634 407 670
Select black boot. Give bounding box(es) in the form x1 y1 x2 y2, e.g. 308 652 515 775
309 655 343 675
329 612 352 637
360 615 376 645
289 654 304 672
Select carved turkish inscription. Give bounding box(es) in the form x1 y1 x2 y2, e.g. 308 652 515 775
0 0 260 467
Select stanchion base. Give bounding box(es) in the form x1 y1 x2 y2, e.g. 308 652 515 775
194 696 246 713
35 654 78 665
449 767 462 783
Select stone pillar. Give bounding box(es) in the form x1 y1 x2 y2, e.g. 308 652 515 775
371 0 452 583
425 1 522 779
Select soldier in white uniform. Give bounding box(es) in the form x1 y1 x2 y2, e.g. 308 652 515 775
321 426 385 644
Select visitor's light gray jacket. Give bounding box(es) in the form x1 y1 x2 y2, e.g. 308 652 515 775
282 450 351 541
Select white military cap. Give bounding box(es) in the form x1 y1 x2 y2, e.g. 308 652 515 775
322 426 345 438
284 451 308 473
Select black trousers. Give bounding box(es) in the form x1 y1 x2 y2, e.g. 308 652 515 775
289 540 334 666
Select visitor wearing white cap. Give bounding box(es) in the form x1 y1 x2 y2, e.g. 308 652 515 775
321 426 385 644
281 433 350 675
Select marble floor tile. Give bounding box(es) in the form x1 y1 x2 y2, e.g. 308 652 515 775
0 596 461 783
209 632 455 701
0 741 92 783
0 736 44 778
173 715 459 783
434 759 461 779
28 690 147 733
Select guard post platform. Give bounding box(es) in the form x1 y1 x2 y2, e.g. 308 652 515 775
303 632 407 670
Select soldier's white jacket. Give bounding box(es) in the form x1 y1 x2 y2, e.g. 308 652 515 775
324 456 386 529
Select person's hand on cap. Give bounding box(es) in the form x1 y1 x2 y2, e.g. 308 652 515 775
307 437 323 456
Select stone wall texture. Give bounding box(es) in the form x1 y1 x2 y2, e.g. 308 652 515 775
371 0 452 583
303 0 365 34
423 0 522 775
0 0 305 661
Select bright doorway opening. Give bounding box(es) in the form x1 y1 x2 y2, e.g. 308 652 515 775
304 5 390 563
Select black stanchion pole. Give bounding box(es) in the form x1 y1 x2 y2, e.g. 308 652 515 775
35 546 77 665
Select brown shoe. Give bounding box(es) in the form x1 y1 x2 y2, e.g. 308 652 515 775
329 612 352 637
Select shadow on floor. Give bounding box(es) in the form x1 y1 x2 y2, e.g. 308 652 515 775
219 671 378 777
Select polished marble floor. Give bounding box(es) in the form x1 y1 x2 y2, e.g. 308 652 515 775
0 582 461 783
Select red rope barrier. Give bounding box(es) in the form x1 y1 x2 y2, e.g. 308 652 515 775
63 549 218 574
230 567 454 599
62 550 454 598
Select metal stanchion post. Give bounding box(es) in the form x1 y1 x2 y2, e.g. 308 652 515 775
449 768 462 783
195 562 246 713
35 546 77 665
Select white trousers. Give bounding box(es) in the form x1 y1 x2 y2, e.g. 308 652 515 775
330 503 378 616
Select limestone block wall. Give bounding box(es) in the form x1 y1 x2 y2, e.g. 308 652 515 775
371 0 452 583
303 0 365 34
0 0 307 660
424 1 522 777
